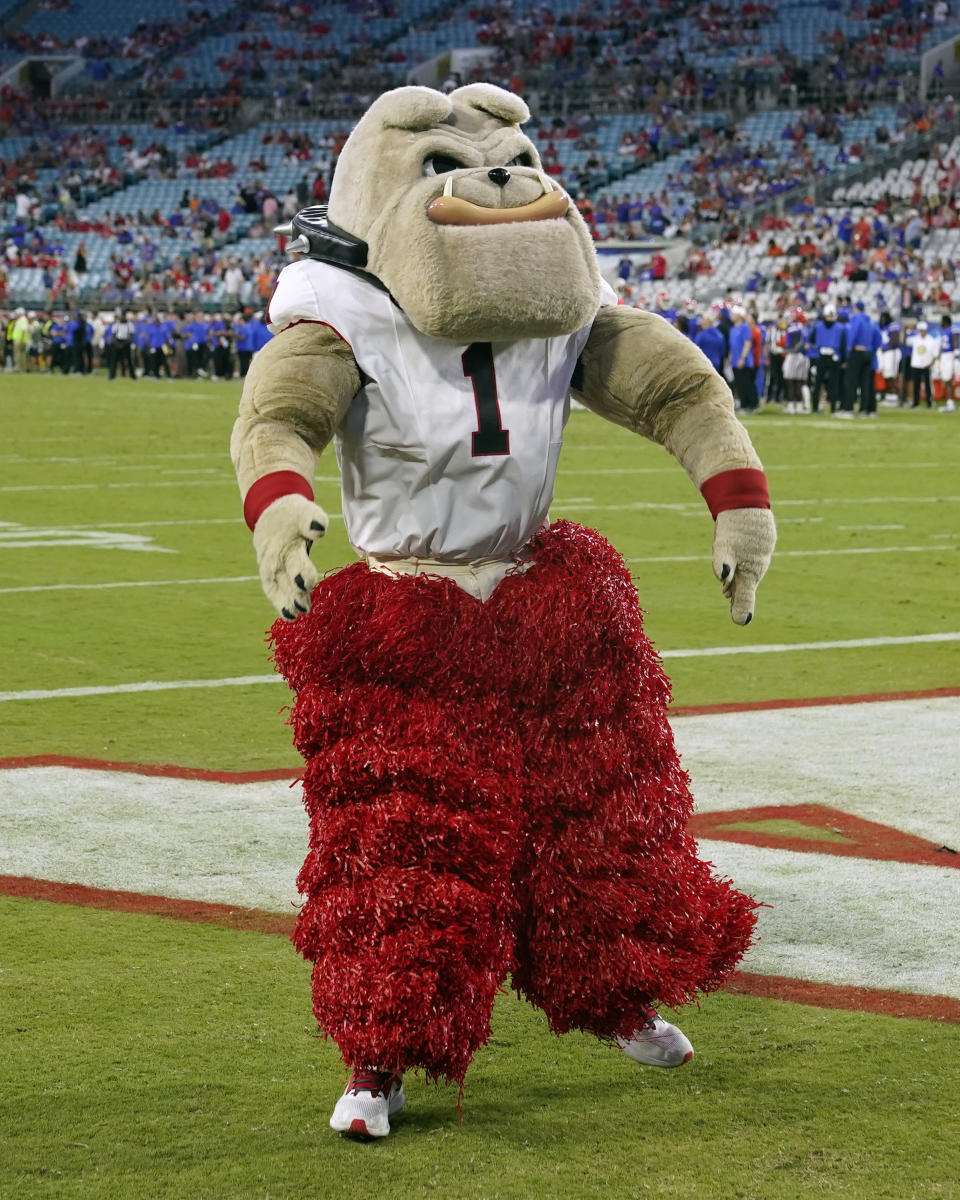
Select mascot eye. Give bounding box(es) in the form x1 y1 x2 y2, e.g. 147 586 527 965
423 153 467 176
506 153 533 167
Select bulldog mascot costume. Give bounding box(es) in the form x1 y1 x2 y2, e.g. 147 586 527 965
231 84 776 1140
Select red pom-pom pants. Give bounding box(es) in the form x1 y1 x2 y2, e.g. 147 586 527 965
271 522 756 1085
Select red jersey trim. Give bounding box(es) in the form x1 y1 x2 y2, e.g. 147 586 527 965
700 468 771 518
270 317 352 349
243 471 314 530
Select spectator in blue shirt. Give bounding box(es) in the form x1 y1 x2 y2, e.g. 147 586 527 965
694 313 726 372
728 306 757 409
842 300 882 416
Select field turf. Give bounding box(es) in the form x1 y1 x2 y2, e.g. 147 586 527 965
1 374 958 1198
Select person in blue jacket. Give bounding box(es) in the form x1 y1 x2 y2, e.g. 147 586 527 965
181 311 209 378
66 311 93 375
251 310 272 351
234 311 258 378
842 300 882 416
728 305 757 410
48 312 68 373
693 312 725 373
133 312 152 376
809 302 846 413
147 312 173 379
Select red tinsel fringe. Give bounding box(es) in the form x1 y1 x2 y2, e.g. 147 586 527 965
270 521 758 1084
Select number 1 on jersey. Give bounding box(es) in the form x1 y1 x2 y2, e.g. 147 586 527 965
462 341 510 456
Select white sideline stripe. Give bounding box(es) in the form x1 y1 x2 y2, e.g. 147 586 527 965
0 480 237 493
557 496 960 513
0 575 259 595
0 675 280 702
663 632 960 658
2 699 957 997
560 461 942 475
627 544 956 564
41 512 342 531
1 632 957 702
1 543 950 597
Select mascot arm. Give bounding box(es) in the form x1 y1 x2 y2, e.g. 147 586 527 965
230 322 360 619
573 306 776 625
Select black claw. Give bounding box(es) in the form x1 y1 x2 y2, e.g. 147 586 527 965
305 540 313 555
743 613 752 625
310 520 325 532
294 601 308 613
294 574 305 591
720 563 731 581
281 607 295 621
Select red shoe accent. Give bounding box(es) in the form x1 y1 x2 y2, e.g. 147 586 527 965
682 1050 694 1064
348 1118 371 1138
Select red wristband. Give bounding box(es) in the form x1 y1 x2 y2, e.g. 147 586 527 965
243 471 314 530
700 468 770 519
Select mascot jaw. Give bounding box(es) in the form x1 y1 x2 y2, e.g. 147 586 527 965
426 172 569 226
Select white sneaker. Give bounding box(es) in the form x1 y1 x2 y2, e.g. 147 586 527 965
329 1069 406 1139
617 1010 694 1068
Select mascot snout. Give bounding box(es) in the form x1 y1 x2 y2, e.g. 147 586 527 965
426 170 570 226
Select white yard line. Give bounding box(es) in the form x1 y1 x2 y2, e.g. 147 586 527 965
662 632 960 658
556 496 960 513
627 545 957 564
1 634 957 702
1 698 956 997
0 543 947 577
559 462 942 475
0 675 279 702
0 480 237 493
0 575 260 596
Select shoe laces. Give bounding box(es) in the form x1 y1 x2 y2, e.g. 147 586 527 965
347 1068 400 1098
639 1005 660 1030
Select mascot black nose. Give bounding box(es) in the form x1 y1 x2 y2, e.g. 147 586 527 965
488 167 511 187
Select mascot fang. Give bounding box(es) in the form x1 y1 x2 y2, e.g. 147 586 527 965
231 83 776 1141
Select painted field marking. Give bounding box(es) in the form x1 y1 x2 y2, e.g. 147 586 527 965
0 522 174 553
1 873 955 1023
0 675 279 702
1 696 956 1007
559 462 942 475
1 539 953 598
0 479 238 493
1 635 957 703
0 575 260 596
0 452 221 464
625 545 958 564
688 803 959 868
557 496 960 513
662 631 960 658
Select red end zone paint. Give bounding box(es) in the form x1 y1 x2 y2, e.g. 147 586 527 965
2 686 955 783
0 754 300 783
726 971 960 1024
0 873 297 935
689 803 960 869
2 873 958 1023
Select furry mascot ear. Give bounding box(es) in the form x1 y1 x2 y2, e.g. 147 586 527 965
447 82 531 125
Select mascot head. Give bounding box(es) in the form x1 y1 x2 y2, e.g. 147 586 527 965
326 83 601 341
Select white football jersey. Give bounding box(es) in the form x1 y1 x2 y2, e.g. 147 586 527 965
268 259 615 561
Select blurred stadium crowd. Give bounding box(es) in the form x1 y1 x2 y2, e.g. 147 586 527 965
3 0 960 411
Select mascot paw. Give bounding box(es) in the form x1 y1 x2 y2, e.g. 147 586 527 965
711 507 776 625
252 493 328 619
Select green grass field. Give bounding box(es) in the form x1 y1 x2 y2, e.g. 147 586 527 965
1 375 959 1198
